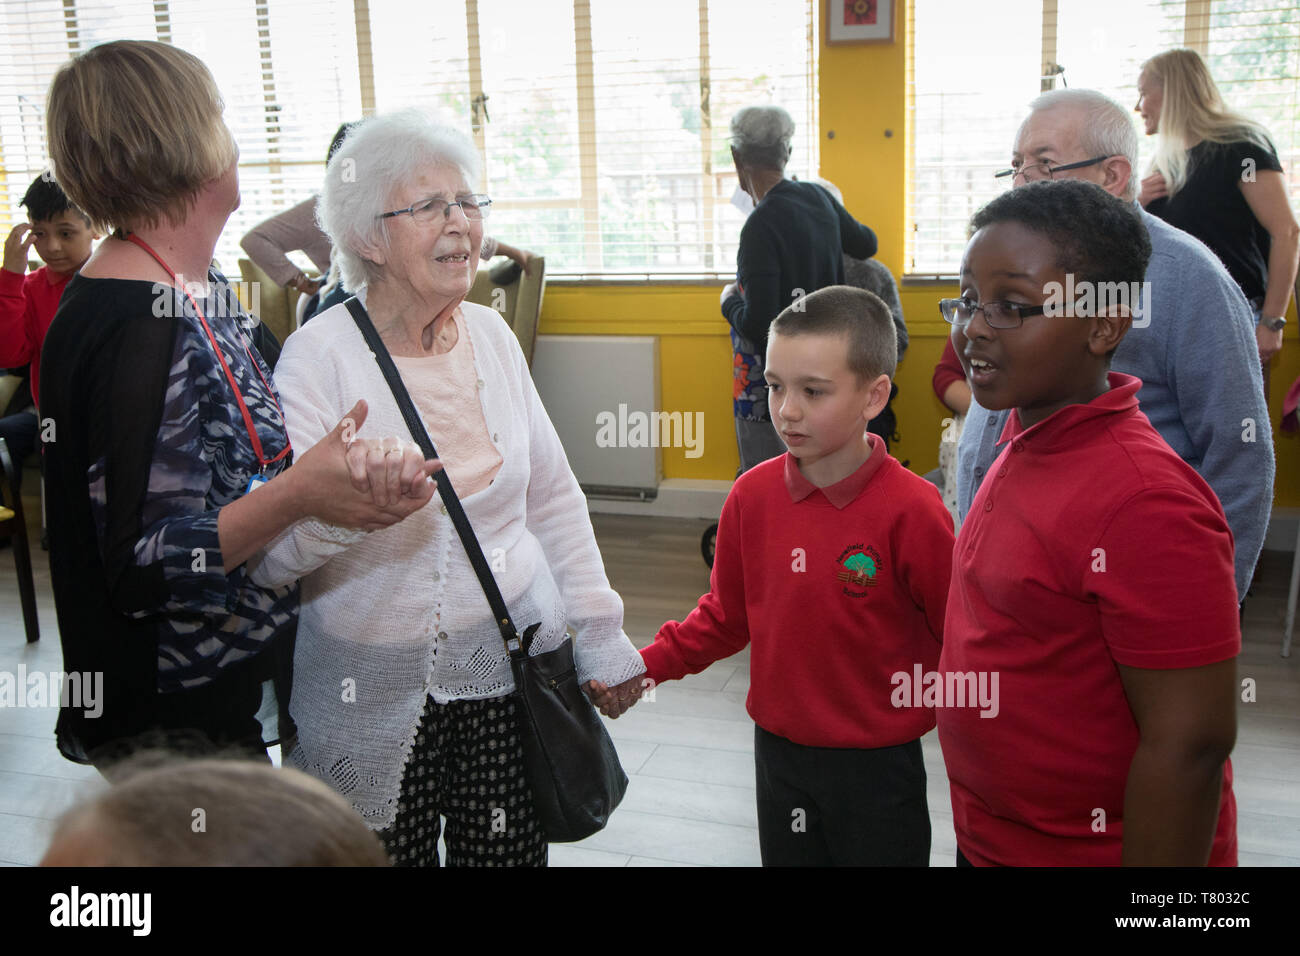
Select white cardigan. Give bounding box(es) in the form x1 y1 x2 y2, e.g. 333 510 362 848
250 294 644 827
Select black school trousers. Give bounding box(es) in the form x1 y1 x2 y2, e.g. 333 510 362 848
754 724 930 866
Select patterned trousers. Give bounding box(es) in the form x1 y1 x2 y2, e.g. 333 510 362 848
378 693 548 867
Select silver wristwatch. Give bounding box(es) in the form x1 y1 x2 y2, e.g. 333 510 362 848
1261 315 1287 332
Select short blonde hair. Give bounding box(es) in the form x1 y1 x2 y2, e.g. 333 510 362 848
46 40 238 231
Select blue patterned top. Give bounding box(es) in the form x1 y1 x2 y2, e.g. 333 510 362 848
103 272 296 691
45 266 297 757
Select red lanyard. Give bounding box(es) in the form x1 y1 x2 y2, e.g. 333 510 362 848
125 234 291 470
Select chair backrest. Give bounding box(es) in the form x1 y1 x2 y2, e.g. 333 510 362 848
238 258 303 347
0 437 19 517
0 372 24 418
464 255 546 367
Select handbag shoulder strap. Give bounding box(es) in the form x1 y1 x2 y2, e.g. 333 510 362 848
343 296 522 653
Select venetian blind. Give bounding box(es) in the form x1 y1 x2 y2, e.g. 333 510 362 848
0 0 817 280
907 0 1300 277
1205 0 1300 204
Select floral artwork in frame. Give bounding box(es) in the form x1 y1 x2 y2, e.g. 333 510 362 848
827 0 895 45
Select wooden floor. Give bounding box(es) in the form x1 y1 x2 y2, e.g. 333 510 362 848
1 489 1297 866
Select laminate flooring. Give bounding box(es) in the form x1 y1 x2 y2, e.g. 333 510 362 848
1 492 1296 867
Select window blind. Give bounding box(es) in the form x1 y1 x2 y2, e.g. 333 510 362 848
473 0 818 278
908 0 1042 276
907 0 1300 277
0 0 77 229
0 0 362 273
0 0 818 281
1206 0 1300 204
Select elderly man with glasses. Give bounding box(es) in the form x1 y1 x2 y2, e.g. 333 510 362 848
943 88 1271 606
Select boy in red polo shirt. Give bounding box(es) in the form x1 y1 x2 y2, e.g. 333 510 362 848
939 179 1238 866
597 285 954 865
1 174 98 486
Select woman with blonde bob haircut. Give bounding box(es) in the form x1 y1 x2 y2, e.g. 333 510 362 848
40 40 437 773
46 40 238 232
1136 48 1299 366
249 109 646 867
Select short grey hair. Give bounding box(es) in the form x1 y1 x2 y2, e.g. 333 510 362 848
730 105 795 171
1025 89 1139 202
318 109 481 292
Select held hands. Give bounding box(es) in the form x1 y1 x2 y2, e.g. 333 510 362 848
1138 172 1168 207
344 434 442 507
3 223 35 275
584 673 648 719
720 282 738 307
288 399 442 531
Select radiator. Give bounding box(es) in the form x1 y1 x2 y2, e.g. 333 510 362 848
530 334 661 499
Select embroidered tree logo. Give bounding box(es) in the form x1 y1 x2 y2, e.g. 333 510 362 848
845 552 876 576
838 550 879 587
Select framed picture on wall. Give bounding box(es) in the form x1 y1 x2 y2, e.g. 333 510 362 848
826 0 896 45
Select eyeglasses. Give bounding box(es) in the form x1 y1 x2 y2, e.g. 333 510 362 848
993 155 1113 182
377 194 492 223
939 297 1047 330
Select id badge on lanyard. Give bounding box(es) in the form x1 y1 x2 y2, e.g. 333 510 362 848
245 471 270 495
123 233 292 498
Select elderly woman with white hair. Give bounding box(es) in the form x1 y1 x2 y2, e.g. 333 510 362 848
250 109 646 867
722 105 879 471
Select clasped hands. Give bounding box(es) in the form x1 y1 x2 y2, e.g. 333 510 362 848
290 399 442 531
583 673 649 719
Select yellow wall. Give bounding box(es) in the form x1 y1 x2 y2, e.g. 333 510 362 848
537 1 1300 505
537 284 738 480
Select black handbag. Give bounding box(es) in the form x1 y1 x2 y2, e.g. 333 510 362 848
344 298 628 843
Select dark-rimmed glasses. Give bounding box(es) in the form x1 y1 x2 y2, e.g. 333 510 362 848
378 194 492 223
994 155 1113 182
939 297 1047 330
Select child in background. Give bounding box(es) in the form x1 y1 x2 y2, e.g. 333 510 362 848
0 174 98 484
40 755 390 866
598 286 954 866
939 179 1238 866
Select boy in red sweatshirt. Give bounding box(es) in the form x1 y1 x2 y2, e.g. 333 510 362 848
938 179 1238 866
597 285 955 865
1 174 97 485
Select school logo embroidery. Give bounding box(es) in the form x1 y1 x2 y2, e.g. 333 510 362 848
835 543 882 598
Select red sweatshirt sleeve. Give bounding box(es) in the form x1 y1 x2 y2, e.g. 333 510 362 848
640 486 751 684
893 477 955 644
932 336 965 404
0 268 38 368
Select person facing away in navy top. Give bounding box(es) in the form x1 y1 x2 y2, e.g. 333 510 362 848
720 104 877 473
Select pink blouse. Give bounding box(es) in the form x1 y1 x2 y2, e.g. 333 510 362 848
391 309 503 496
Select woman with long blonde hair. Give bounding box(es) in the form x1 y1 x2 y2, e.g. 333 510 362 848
1136 48 1299 367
